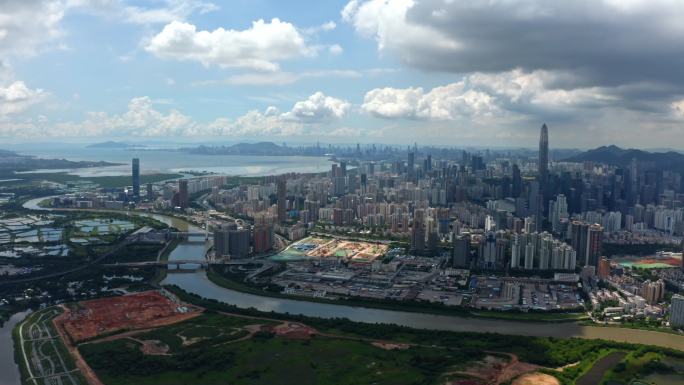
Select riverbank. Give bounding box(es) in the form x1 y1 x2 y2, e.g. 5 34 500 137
162 271 684 350
164 284 684 373
206 267 588 323
22 197 684 350
579 319 684 336
0 312 28 385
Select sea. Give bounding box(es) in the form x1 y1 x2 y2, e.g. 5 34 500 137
10 142 333 177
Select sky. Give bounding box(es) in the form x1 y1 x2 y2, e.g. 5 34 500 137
1 0 684 148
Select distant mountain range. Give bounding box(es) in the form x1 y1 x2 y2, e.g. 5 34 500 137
0 149 121 173
86 141 134 148
186 142 302 156
563 145 684 172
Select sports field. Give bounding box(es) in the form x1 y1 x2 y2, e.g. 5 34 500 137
271 236 388 262
614 252 682 269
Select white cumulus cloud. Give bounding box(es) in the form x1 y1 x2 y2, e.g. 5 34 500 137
145 19 314 71
1 92 351 138
672 99 684 118
281 92 351 122
0 81 46 116
362 69 617 120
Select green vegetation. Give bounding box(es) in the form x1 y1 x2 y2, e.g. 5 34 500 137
599 347 684 384
79 311 483 385
579 317 679 335
108 243 166 264
207 266 587 323
135 312 264 352
163 285 684 385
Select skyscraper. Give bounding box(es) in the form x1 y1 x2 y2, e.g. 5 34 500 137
252 224 273 254
407 152 415 182
178 179 189 209
214 223 250 259
511 164 522 198
570 220 589 265
586 224 603 267
550 194 568 233
539 123 549 186
132 158 140 200
671 295 684 328
410 209 425 252
276 178 287 223
681 238 684 272
538 124 549 228
453 234 470 268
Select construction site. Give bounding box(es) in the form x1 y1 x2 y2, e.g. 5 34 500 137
57 290 200 343
288 236 389 262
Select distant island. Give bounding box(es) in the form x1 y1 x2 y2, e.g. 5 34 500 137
563 145 684 172
86 141 134 149
0 149 122 173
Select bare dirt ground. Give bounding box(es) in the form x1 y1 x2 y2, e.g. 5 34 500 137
52 297 560 385
270 322 317 339
136 338 171 355
442 352 543 385
59 291 200 342
52 306 105 385
511 372 561 385
52 291 201 385
371 341 411 350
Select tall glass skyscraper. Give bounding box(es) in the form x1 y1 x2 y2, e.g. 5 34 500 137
132 158 140 200
539 123 549 185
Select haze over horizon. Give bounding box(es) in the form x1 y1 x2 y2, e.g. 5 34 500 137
2 0 684 148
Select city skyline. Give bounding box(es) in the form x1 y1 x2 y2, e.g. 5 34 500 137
1 1 684 147
2 2 684 385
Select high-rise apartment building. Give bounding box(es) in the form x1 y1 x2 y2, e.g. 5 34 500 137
642 279 665 304
411 209 425 252
214 223 250 259
252 224 273 254
598 257 611 279
453 234 470 268
671 295 684 328
586 224 603 267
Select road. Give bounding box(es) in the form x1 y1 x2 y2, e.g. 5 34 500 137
19 309 80 385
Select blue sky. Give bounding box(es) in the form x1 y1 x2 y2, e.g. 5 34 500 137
2 1 684 148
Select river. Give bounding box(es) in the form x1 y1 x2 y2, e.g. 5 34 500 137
20 197 684 352
162 271 684 350
0 312 29 385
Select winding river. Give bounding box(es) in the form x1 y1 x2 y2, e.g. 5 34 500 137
20 196 684 352
0 312 29 385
